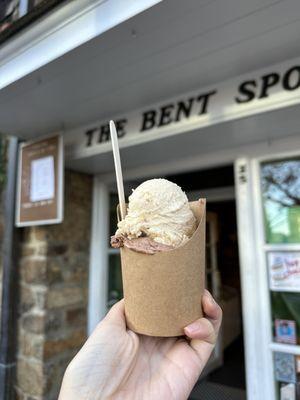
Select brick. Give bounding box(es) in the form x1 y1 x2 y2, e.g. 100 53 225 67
21 246 35 257
45 309 65 337
22 259 47 284
66 307 86 326
62 260 87 284
47 287 83 308
19 285 35 313
17 359 44 396
19 331 44 360
37 245 48 256
47 244 68 256
33 227 49 242
44 355 74 399
47 259 63 284
44 329 86 359
22 313 45 334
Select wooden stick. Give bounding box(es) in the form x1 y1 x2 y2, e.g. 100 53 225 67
109 120 126 220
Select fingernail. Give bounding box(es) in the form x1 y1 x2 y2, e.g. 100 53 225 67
185 320 201 334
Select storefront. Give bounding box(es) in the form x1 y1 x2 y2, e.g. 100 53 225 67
61 58 300 400
1 1 300 399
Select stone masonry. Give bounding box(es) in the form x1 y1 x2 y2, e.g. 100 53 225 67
15 170 93 400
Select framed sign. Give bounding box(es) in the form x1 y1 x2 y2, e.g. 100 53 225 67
268 252 300 292
16 134 64 226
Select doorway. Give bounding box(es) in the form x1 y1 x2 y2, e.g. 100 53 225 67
166 166 246 398
106 164 246 398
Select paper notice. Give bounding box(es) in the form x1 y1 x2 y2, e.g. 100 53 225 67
281 383 296 400
30 156 55 202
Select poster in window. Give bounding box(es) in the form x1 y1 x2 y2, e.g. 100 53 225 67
268 252 300 292
275 319 297 344
280 383 296 400
274 352 296 383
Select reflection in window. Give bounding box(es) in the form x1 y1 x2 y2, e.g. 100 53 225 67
261 160 300 243
108 253 123 308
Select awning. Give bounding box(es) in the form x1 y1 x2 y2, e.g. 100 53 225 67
1 0 300 139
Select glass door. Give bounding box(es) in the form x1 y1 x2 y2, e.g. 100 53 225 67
235 154 300 400
107 193 122 308
201 211 223 375
258 156 300 400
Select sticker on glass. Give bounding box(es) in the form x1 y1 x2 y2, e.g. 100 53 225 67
275 319 297 344
268 252 300 292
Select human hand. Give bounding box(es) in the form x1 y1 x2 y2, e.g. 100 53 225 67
59 290 222 400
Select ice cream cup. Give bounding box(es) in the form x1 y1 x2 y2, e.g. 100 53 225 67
118 199 206 337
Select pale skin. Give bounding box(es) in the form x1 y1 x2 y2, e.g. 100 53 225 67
59 289 222 400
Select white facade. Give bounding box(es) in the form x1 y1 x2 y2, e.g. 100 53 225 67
1 1 300 398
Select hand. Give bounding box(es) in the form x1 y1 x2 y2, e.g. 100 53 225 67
59 290 222 400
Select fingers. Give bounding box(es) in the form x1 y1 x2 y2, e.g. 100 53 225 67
202 290 222 333
183 291 222 369
184 318 216 344
184 291 222 340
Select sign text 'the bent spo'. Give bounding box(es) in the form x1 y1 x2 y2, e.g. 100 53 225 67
85 65 300 147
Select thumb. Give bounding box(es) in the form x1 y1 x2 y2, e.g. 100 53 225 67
103 299 126 329
184 318 216 369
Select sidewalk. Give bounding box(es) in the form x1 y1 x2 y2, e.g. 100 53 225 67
189 381 246 400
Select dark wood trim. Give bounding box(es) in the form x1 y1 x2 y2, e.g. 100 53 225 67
0 137 20 400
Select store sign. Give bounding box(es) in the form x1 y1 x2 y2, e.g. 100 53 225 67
268 252 300 292
64 58 300 159
16 134 64 227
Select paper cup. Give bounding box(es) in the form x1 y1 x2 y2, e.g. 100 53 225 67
119 199 206 337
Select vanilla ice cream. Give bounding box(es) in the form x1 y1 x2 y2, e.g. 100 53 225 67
116 179 196 247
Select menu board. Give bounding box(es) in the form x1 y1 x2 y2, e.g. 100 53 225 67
268 252 300 292
16 134 64 226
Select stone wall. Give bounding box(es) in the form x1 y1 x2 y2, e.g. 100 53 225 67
15 170 93 400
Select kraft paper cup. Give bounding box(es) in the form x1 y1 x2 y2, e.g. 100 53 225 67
119 199 206 337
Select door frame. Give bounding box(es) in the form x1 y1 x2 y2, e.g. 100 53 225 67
235 158 275 400
235 149 300 400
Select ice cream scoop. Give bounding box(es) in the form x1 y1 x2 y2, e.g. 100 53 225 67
113 178 196 249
